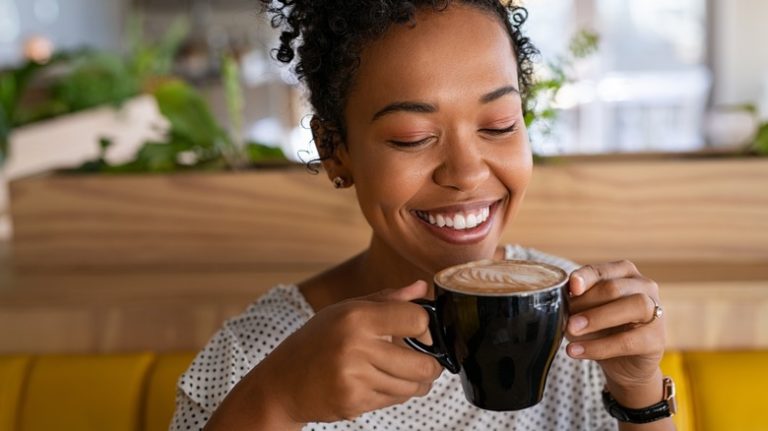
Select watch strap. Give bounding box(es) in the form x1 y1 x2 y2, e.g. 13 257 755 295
602 376 676 424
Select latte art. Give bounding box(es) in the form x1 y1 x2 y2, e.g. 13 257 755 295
436 260 567 294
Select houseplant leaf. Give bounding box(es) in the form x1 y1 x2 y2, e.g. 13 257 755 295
153 80 225 149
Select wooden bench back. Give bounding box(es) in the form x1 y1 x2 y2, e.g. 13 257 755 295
10 158 768 272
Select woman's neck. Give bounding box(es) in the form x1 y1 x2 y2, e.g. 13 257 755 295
353 235 435 299
298 235 434 311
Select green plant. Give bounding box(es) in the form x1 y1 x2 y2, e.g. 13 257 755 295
0 57 65 165
0 16 188 168
74 75 286 174
524 30 600 134
753 122 768 155
125 15 189 84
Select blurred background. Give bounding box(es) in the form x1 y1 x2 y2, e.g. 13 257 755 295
0 1 767 430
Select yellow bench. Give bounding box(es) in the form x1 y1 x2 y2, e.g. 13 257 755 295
0 351 765 431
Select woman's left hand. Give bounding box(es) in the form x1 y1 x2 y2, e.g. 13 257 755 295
566 260 666 394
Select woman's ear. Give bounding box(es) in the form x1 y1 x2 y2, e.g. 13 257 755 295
310 115 354 188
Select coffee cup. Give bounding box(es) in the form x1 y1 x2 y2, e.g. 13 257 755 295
405 259 569 411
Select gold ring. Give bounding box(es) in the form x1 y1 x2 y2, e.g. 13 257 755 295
645 295 664 324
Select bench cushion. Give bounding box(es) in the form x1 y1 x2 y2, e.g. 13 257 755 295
18 353 154 431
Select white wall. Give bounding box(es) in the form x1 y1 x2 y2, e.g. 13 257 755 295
712 0 768 108
0 0 125 67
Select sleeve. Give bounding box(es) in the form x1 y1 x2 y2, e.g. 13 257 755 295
521 245 582 274
169 389 211 431
587 360 618 431
170 325 253 430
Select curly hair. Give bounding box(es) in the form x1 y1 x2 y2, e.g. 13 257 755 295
259 0 538 160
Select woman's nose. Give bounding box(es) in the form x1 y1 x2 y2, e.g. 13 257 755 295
431 136 490 192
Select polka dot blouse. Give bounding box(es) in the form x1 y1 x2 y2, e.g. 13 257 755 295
171 245 617 430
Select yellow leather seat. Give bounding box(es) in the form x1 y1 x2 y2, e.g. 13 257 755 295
660 351 695 431
2 350 768 430
0 356 32 431
144 352 196 431
18 353 154 431
685 350 768 431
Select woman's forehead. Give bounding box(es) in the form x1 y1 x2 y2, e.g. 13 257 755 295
348 4 520 113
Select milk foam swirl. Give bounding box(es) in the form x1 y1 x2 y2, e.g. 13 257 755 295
435 260 566 294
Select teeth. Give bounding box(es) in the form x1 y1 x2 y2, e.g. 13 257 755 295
466 214 478 228
436 214 446 227
454 214 466 229
418 205 492 230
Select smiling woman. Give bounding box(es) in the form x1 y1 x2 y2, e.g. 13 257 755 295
170 2 673 430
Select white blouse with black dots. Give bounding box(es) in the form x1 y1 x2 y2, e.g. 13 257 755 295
171 245 618 430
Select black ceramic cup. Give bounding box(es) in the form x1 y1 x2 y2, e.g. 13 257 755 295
405 259 569 411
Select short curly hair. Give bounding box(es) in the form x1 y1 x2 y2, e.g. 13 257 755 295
259 0 538 158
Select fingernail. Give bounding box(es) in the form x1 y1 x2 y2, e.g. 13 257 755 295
571 275 582 290
569 343 584 356
570 316 588 333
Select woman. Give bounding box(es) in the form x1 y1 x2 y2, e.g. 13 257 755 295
171 1 672 430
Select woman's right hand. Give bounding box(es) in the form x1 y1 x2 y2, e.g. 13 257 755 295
208 280 444 429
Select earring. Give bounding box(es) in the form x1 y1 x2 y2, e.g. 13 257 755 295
332 176 345 189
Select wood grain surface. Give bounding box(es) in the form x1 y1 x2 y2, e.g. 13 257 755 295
3 157 768 353
10 158 768 273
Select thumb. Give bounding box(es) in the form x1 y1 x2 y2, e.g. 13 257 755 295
368 280 429 302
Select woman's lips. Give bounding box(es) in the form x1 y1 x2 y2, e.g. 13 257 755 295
411 200 501 245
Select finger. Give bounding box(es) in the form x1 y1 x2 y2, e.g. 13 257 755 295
570 260 641 296
367 301 431 338
370 369 434 399
568 277 658 315
567 293 660 338
367 280 430 302
566 323 664 361
371 340 443 384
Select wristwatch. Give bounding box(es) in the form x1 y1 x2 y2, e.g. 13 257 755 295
602 377 677 424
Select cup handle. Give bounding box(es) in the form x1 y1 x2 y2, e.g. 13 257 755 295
404 300 461 374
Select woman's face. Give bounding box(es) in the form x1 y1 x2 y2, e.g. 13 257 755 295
337 4 532 273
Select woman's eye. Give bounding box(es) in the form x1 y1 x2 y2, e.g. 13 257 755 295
388 137 433 148
481 122 519 135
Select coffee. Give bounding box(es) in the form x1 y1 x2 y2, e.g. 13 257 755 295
435 260 566 294
405 259 569 411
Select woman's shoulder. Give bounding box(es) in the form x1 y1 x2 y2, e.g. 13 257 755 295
504 244 581 273
177 284 313 411
221 284 314 355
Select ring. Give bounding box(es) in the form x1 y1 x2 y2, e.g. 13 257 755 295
644 295 664 324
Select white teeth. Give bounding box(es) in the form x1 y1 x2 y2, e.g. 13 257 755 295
436 214 446 227
466 214 478 228
454 214 466 229
420 205 492 230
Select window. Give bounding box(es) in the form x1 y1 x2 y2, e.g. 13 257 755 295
525 0 710 155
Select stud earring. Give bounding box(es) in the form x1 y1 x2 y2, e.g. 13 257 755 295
332 176 345 189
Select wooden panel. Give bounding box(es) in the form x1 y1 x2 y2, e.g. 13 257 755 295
663 281 768 350
1 262 767 353
0 269 314 354
10 158 768 273
512 158 768 263
10 167 368 272
0 309 95 353
3 157 768 353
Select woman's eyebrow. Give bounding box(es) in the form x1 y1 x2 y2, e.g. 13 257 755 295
370 85 519 122
371 101 436 122
480 85 520 103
